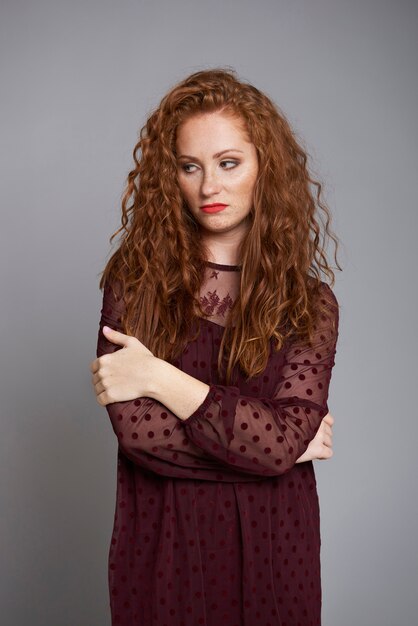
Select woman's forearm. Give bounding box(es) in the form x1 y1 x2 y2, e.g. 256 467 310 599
147 357 211 421
147 359 334 465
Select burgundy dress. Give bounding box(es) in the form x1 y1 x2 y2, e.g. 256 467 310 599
96 260 339 626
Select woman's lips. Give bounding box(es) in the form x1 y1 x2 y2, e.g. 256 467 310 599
200 204 228 214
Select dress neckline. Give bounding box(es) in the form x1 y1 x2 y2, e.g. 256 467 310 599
205 260 242 271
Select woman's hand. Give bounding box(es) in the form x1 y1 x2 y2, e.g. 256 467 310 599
295 412 334 463
90 326 156 406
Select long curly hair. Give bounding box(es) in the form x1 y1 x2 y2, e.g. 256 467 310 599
98 66 342 385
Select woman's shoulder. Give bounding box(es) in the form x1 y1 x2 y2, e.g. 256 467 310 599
306 273 338 308
317 279 339 310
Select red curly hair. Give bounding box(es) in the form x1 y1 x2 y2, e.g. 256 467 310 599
98 66 342 384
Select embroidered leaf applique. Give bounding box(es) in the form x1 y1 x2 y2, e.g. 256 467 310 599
200 290 221 315
200 289 235 317
217 292 234 318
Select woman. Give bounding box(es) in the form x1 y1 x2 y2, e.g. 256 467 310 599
90 67 341 626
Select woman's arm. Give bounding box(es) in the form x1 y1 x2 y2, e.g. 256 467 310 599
94 278 253 481
94 278 338 479
148 282 339 477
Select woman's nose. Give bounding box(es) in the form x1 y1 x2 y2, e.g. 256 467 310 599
200 171 222 196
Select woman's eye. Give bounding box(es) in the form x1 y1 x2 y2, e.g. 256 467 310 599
220 159 238 169
182 164 197 173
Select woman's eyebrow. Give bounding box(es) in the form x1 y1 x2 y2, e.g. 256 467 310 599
176 148 244 160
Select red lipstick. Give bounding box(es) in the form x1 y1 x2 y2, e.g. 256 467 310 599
200 203 228 214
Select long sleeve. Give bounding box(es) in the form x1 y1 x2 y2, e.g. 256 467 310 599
96 279 261 481
182 282 339 477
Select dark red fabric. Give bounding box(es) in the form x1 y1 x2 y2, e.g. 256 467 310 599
96 261 339 626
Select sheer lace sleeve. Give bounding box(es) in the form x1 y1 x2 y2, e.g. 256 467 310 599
96 279 257 481
96 277 339 480
182 282 339 477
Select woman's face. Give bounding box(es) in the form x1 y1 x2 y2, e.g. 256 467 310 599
175 111 259 246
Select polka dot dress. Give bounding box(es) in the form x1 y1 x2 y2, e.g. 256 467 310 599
96 261 339 626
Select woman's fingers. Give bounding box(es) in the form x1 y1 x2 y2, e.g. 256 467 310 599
324 423 333 438
323 412 334 426
299 413 335 463
322 432 333 447
318 420 333 450
319 447 333 459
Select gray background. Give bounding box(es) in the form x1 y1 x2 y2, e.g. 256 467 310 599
1 1 417 624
